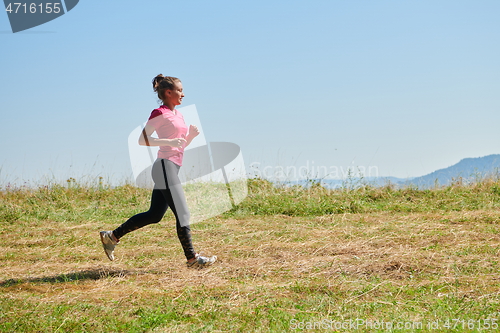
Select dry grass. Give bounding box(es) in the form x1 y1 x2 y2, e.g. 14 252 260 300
1 200 500 331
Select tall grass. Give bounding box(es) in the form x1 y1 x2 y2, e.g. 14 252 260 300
1 177 500 332
228 177 500 216
3 176 500 224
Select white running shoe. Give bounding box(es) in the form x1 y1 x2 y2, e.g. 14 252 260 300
99 231 118 261
186 254 217 269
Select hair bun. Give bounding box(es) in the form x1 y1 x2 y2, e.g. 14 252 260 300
152 75 181 102
152 74 165 92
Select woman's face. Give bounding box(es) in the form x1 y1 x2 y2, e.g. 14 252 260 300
164 81 184 106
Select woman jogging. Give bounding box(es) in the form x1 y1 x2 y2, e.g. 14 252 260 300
100 74 217 269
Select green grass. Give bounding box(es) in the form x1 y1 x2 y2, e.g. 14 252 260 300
229 177 500 216
1 178 500 332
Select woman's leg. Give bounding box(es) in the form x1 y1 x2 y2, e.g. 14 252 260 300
156 159 196 260
112 188 168 240
105 158 196 261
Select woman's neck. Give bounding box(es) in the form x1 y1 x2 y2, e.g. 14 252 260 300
162 102 175 112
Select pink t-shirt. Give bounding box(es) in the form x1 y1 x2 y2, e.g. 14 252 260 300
146 105 188 166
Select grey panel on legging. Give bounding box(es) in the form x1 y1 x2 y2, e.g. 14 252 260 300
153 159 191 228
112 158 195 260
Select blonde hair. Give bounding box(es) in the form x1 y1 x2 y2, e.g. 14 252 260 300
152 74 181 102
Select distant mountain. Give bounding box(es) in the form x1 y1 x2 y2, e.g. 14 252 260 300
404 154 500 188
276 154 500 189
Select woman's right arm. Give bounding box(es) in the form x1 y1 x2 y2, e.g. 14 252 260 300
138 124 186 148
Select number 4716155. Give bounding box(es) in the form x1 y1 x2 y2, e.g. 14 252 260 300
5 3 61 14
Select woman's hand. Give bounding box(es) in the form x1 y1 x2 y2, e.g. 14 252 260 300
170 138 187 148
184 125 200 148
138 125 188 148
188 125 200 139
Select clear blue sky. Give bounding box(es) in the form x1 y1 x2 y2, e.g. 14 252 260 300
1 0 499 186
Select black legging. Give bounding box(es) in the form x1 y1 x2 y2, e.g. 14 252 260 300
113 158 196 260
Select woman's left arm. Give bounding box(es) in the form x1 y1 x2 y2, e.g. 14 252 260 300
185 125 200 147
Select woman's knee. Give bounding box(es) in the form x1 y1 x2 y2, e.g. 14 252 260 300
177 212 190 227
146 210 165 224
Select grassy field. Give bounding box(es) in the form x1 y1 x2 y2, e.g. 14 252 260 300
1 178 500 332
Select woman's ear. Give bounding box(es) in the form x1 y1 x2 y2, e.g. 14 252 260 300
163 89 171 98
